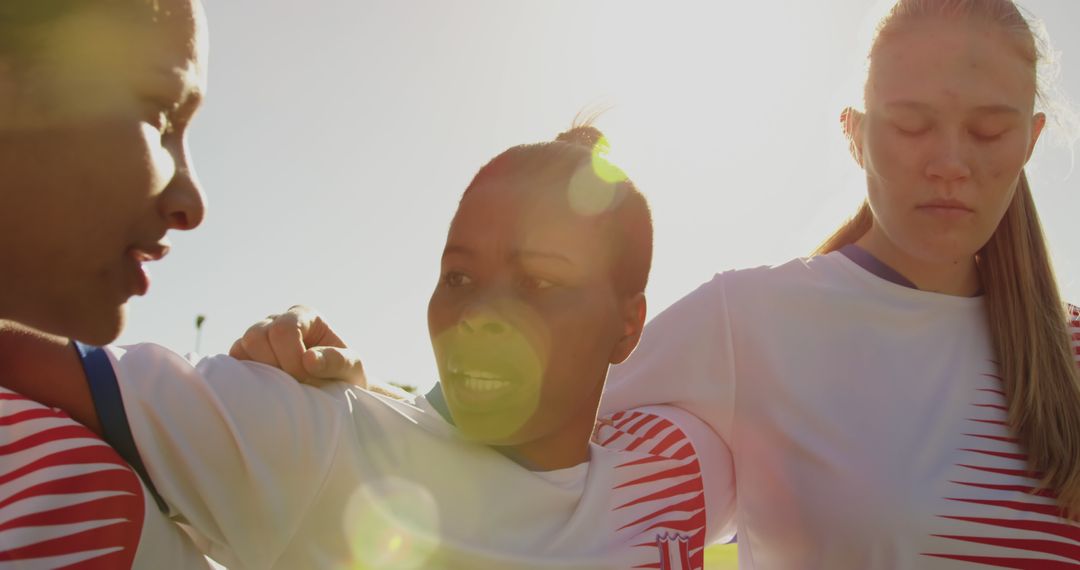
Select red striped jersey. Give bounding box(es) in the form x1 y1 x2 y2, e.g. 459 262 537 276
91 343 730 568
600 252 1080 569
595 406 734 570
0 388 207 569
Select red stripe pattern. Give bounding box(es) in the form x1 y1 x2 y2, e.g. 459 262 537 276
921 311 1080 567
596 410 707 570
0 388 144 569
1071 305 1080 360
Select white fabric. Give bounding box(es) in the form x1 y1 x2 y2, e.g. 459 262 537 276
0 387 209 570
105 345 729 569
600 251 1080 569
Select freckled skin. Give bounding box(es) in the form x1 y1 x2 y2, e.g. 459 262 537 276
848 19 1045 294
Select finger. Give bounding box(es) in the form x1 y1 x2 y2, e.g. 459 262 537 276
287 306 348 350
266 313 309 382
238 320 279 368
228 338 251 360
303 347 366 387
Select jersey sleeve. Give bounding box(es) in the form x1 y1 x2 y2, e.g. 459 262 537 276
97 343 348 568
1068 304 1078 365
599 274 737 440
596 404 736 550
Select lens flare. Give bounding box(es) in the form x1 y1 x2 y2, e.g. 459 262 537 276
567 164 618 217
343 478 440 569
430 314 547 444
568 139 629 217
590 137 628 184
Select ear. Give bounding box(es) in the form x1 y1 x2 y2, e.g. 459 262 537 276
1026 112 1047 163
609 292 646 365
841 107 865 168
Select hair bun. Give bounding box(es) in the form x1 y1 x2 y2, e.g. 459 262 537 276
555 125 606 150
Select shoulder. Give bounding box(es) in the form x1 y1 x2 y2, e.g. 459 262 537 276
105 343 353 440
107 343 341 400
661 255 837 311
593 406 718 567
0 387 149 568
697 254 852 322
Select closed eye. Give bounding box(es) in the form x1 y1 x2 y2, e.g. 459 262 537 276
893 124 930 137
969 128 1008 142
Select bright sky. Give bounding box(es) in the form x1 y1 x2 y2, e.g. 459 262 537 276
117 0 1080 392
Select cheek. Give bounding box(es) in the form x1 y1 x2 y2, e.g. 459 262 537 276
69 121 167 230
979 138 1028 182
426 291 458 347
542 297 618 377
974 138 1029 210
862 125 924 185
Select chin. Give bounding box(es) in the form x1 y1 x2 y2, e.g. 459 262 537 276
66 303 128 346
454 414 529 445
906 234 982 265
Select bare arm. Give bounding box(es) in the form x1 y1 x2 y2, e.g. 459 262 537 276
0 320 102 435
0 305 365 439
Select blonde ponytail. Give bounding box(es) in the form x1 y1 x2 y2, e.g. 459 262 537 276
978 173 1080 519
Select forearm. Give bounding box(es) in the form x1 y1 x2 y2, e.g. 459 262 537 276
0 320 102 435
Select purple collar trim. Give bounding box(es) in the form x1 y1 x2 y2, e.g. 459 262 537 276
838 244 919 290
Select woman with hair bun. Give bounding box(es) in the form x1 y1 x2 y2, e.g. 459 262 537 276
598 0 1080 568
0 125 730 568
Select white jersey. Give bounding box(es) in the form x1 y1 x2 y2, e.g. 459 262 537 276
599 251 1080 569
88 343 731 569
0 386 209 569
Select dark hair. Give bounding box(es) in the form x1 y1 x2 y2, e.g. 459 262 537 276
459 125 653 296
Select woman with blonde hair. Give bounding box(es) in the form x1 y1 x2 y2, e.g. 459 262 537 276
596 0 1080 567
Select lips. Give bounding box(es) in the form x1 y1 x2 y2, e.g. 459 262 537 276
124 240 170 296
430 324 546 419
130 242 170 263
446 354 516 392
916 198 973 212
915 198 975 222
448 362 513 393
437 343 540 412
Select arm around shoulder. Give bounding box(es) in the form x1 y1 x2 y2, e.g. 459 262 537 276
104 343 349 567
600 274 738 439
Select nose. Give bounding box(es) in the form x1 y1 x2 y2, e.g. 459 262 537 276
458 303 508 336
159 141 207 231
924 132 972 183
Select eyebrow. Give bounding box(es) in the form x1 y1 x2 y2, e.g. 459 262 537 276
441 245 473 260
513 250 575 267
969 104 1022 116
441 246 575 267
884 101 935 113
884 101 1021 116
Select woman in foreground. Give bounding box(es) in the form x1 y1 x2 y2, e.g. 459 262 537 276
0 0 211 566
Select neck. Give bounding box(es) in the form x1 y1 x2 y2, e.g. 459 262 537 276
495 378 604 472
856 229 981 297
